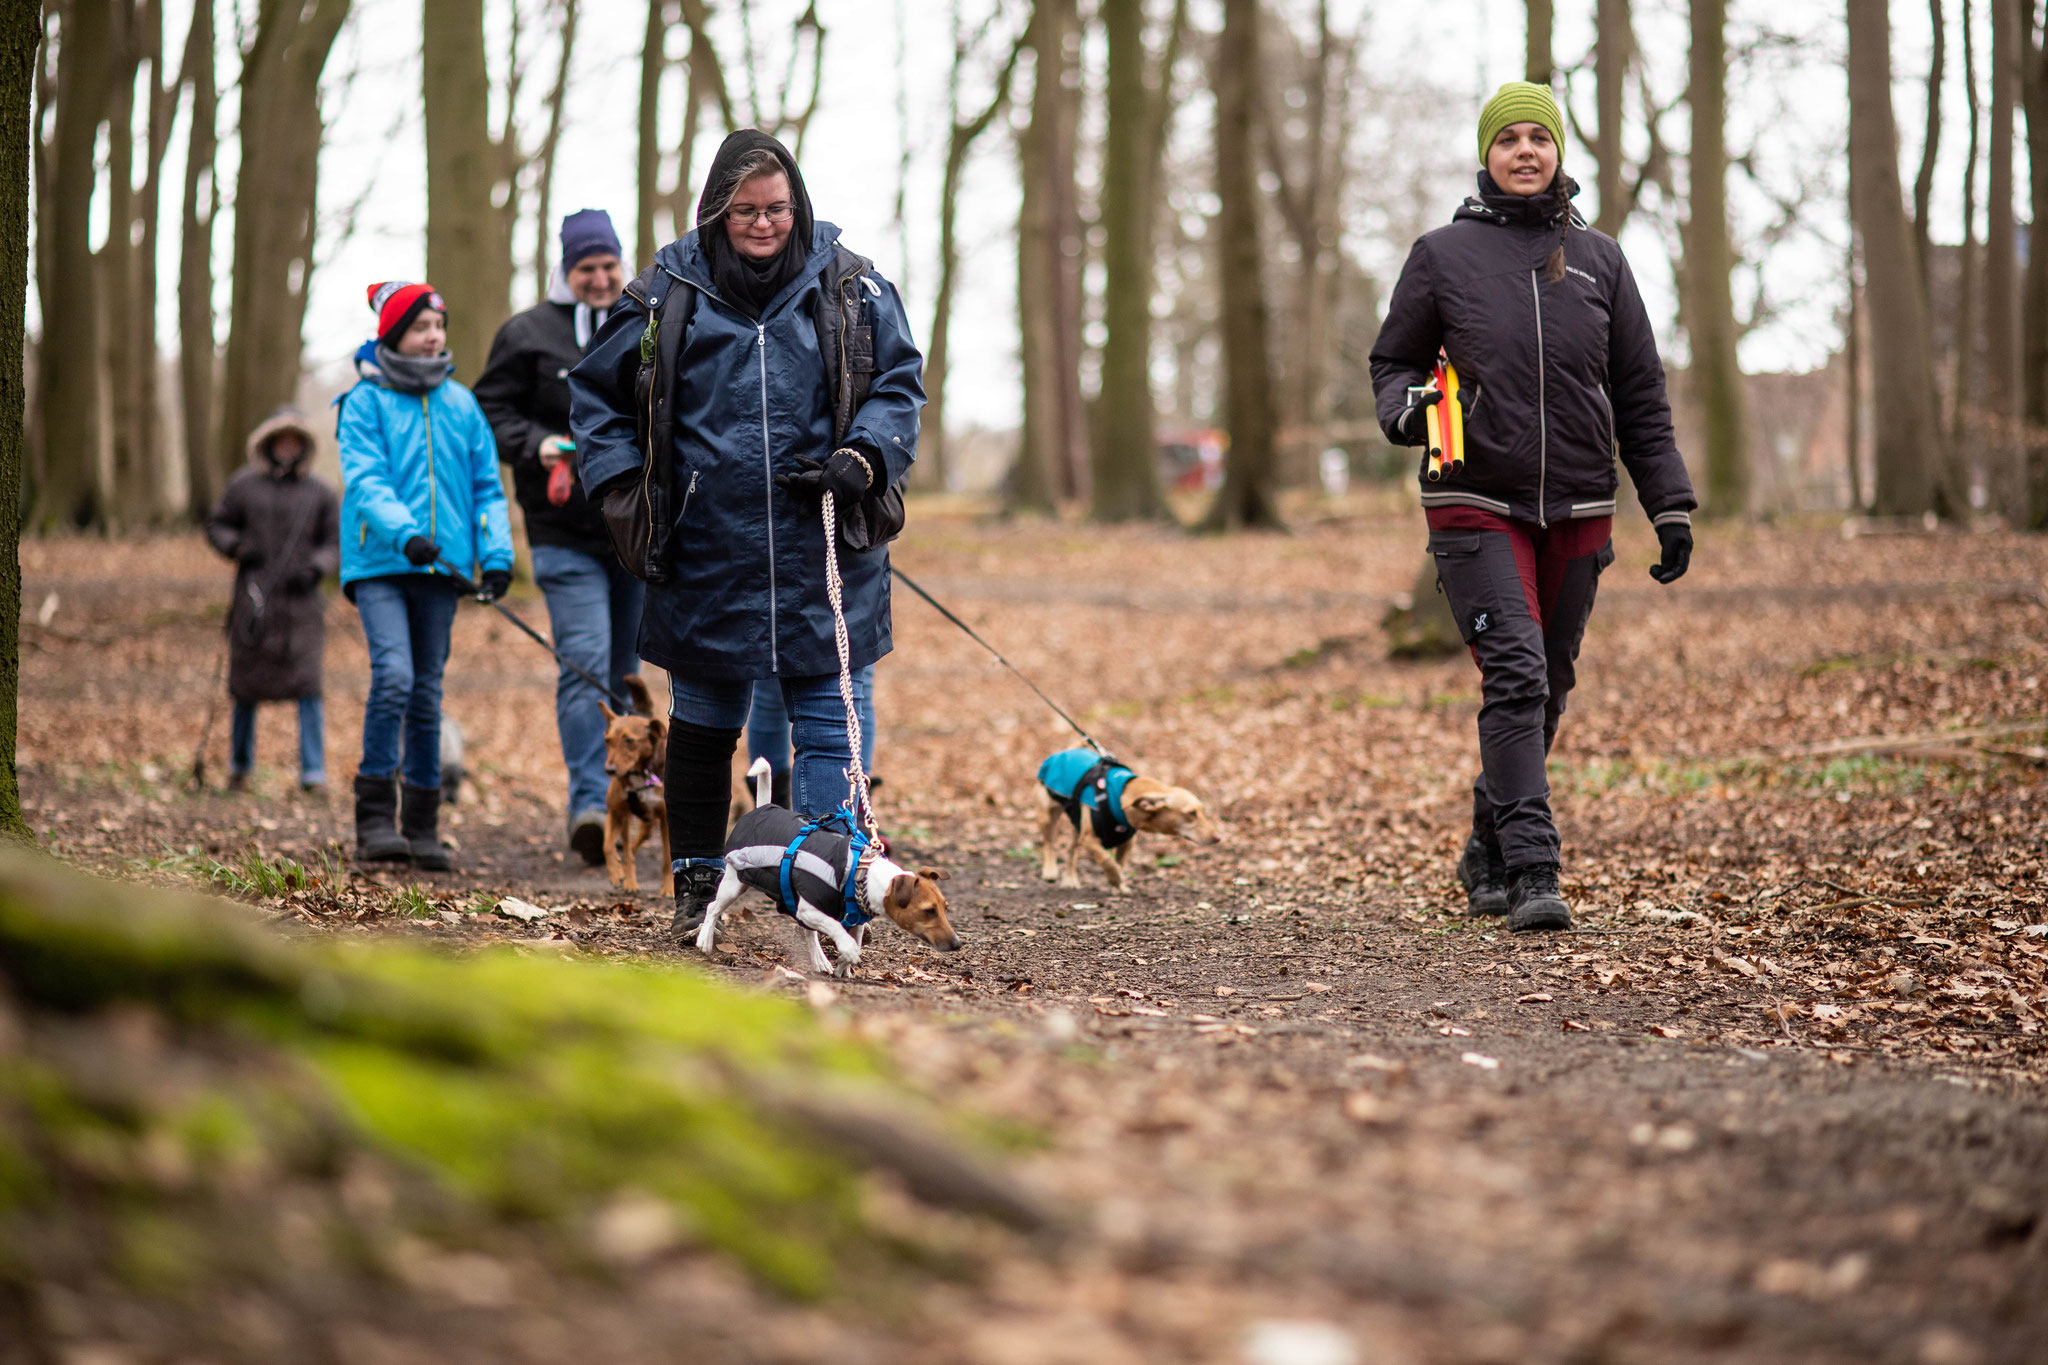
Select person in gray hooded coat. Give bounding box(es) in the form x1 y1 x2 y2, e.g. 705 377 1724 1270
204 407 340 791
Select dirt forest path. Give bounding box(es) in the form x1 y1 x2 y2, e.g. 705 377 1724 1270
18 506 2048 1363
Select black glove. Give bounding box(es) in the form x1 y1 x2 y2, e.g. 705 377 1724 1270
285 567 320 593
403 535 441 567
1649 521 1692 584
477 569 512 602
774 448 875 506
1397 388 1444 446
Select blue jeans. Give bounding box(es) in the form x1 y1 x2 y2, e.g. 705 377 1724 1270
673 672 862 817
230 697 326 784
531 544 646 821
354 576 460 789
747 666 875 776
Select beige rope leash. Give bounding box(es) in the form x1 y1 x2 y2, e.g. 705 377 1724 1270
820 490 877 838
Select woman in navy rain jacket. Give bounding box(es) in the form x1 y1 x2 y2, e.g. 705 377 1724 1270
570 130 924 935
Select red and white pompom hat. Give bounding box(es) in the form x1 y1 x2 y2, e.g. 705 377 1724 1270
366 281 446 348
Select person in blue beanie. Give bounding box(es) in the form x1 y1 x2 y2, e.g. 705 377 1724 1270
474 209 643 866
338 280 514 871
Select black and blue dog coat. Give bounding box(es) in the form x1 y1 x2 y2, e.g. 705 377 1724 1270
723 804 874 929
1037 748 1137 850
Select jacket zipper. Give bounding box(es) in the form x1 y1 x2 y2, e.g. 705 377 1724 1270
837 273 853 441
420 395 440 556
757 324 777 673
681 468 698 517
1529 271 1548 528
1598 383 1616 458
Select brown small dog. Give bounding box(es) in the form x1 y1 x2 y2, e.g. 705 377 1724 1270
1036 748 1221 893
602 675 671 895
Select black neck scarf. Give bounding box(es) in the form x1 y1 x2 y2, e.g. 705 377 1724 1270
1473 167 1581 228
695 129 817 319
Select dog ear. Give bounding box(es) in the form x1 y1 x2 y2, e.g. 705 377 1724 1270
1129 792 1169 813
916 866 949 883
600 702 619 722
886 873 917 909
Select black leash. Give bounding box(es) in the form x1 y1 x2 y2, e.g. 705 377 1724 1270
435 560 636 714
888 565 1108 756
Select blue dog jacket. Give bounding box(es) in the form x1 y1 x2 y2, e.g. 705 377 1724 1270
1038 748 1137 850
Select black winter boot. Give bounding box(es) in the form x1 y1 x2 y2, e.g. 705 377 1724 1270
1457 834 1510 916
1507 863 1572 933
670 862 724 940
400 783 453 872
353 775 410 862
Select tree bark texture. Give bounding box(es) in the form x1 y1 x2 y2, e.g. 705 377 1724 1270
1525 0 1553 86
1913 0 1944 310
177 0 219 518
423 0 511 384
1986 0 2018 423
1202 0 1281 530
1013 0 1086 511
1953 0 1981 491
35 0 112 531
1592 0 1631 236
638 0 664 270
219 0 349 488
1090 0 1168 522
2017 6 2048 525
98 0 141 527
1846 0 1944 517
1683 0 1753 516
0 0 38 837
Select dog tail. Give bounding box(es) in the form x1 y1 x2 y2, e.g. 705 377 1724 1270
623 673 656 717
748 757 773 808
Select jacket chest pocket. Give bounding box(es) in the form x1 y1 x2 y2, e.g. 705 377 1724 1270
1427 530 1528 644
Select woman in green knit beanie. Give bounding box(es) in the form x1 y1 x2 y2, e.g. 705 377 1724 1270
1365 80 1697 933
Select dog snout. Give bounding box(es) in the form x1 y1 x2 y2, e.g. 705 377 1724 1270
939 934 961 952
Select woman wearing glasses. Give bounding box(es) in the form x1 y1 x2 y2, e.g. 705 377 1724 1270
570 129 924 937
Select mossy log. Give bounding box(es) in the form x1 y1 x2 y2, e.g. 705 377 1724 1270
0 853 1046 1353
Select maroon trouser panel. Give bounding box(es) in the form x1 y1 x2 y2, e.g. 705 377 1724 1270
1424 507 1614 869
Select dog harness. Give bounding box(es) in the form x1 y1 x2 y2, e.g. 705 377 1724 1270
724 804 874 930
1037 748 1137 851
622 768 662 821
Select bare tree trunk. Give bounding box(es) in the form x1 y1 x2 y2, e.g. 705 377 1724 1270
177 0 218 518
130 0 178 523
1592 0 1632 236
99 0 142 528
1953 0 1981 490
220 0 349 474
531 0 579 296
1202 0 1281 531
1090 0 1178 522
423 0 511 384
1012 1 1065 511
1525 0 1553 86
1846 229 1865 512
1684 0 1753 516
2018 5 2048 523
668 31 708 243
1847 0 1943 517
1987 0 2018 428
1913 0 1945 306
925 14 1026 492
36 0 113 531
0 0 40 836
638 0 664 270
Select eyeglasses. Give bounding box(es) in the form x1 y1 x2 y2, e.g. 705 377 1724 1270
726 202 795 227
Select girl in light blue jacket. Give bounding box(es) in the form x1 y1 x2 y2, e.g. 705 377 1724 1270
337 280 514 870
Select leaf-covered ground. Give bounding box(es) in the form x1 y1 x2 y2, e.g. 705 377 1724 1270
15 503 2048 1362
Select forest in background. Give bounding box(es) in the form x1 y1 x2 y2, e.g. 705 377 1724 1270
19 0 2048 533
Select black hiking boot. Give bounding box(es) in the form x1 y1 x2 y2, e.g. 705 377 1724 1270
353 774 410 863
1457 834 1510 916
400 783 454 872
568 810 606 866
670 862 723 941
1507 863 1572 933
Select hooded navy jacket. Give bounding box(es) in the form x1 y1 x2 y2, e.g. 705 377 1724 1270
568 221 923 680
1368 179 1696 531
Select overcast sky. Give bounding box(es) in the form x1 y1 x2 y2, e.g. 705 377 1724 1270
57 0 2002 432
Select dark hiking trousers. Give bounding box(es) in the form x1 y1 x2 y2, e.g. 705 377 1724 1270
1425 508 1615 870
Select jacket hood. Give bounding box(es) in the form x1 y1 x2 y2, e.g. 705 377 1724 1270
247 407 319 472
1453 169 1585 229
694 128 817 316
